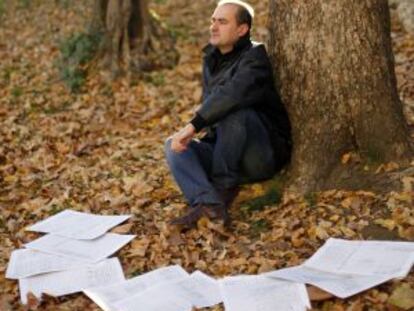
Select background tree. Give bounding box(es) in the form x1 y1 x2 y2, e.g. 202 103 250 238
91 0 178 77
268 0 413 193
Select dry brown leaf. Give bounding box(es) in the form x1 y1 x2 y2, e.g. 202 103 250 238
167 228 185 246
111 223 133 234
341 152 351 164
307 285 334 301
126 238 150 258
26 292 41 310
388 283 414 310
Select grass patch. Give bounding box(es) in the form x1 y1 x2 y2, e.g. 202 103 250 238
11 86 23 98
43 101 71 114
304 192 318 208
241 187 282 213
0 0 5 19
57 31 102 92
145 72 165 86
48 204 64 216
55 0 71 9
17 0 30 9
361 147 384 167
2 66 19 85
250 219 270 236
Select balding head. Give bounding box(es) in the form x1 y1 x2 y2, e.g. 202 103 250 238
217 0 254 30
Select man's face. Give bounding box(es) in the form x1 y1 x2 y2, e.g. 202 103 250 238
209 4 248 53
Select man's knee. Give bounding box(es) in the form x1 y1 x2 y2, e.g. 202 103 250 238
164 137 176 161
165 137 171 150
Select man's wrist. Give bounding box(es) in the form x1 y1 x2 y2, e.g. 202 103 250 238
185 123 196 135
190 113 207 132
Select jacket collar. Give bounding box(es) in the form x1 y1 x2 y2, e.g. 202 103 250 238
202 35 252 57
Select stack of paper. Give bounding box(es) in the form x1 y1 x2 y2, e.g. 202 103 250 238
266 238 414 298
6 209 135 304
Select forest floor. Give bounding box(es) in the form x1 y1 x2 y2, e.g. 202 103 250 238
0 0 413 310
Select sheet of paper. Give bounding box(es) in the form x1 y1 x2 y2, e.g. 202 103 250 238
84 265 189 311
219 274 310 311
25 233 135 263
112 271 222 311
27 209 131 240
266 266 394 298
304 238 414 278
19 257 125 304
115 288 192 311
6 249 88 279
177 270 222 308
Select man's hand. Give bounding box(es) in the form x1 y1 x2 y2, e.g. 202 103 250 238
170 124 196 153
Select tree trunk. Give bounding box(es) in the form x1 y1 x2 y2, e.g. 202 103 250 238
92 0 178 78
268 0 413 193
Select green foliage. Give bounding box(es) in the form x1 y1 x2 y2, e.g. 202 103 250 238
48 204 64 216
169 26 189 40
55 0 71 9
57 31 102 92
250 219 270 235
43 101 70 115
363 147 384 165
145 72 165 86
0 0 4 19
11 86 23 98
60 67 87 92
18 0 31 9
388 283 414 310
2 68 11 84
241 187 282 213
304 192 317 207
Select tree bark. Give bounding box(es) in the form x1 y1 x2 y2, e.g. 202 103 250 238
268 0 413 193
92 0 178 77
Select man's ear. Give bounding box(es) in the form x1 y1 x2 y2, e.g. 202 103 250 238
238 24 249 37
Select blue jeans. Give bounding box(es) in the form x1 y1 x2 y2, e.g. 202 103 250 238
165 109 282 207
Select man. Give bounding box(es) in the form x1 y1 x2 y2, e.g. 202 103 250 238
165 0 291 228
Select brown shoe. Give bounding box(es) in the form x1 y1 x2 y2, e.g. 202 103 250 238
170 203 230 228
169 205 205 228
203 204 231 227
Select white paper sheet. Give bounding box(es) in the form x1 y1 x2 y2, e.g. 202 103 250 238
266 266 394 299
113 270 223 311
19 258 125 304
25 233 135 263
178 271 222 308
6 249 87 279
265 238 414 298
219 274 310 311
115 289 192 311
27 209 131 240
84 265 190 311
304 238 414 278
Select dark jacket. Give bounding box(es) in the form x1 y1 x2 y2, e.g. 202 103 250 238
191 36 291 155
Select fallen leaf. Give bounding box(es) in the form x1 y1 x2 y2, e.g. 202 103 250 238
111 223 133 234
307 285 334 301
126 238 150 257
388 283 414 310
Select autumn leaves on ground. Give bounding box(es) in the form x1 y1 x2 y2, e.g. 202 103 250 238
0 0 414 310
